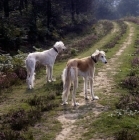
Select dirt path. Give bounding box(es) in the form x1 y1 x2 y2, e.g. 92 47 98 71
55 22 135 140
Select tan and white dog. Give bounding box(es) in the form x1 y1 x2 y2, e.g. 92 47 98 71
25 41 66 89
62 50 107 106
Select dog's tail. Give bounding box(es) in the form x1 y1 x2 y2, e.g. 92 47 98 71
25 58 35 89
62 66 78 104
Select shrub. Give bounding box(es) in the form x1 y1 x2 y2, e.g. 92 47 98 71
26 93 60 112
131 57 139 67
70 48 78 56
121 76 139 89
0 108 41 134
114 129 137 140
116 95 139 111
0 130 25 140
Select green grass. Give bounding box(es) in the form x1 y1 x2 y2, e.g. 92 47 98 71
82 112 139 139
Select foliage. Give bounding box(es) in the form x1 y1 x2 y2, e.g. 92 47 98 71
95 0 117 19
114 129 137 140
0 130 26 140
121 76 139 89
0 52 27 91
26 93 60 112
117 0 139 18
0 108 41 140
0 0 97 54
116 95 139 111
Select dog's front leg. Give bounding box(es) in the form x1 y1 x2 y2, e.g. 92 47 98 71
46 66 50 82
90 78 99 100
49 66 56 82
46 66 55 82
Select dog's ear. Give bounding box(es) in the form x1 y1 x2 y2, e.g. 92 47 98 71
92 49 101 62
100 51 106 56
95 49 100 55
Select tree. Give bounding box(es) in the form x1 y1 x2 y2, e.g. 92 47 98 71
117 0 139 17
47 0 52 28
94 0 117 19
3 0 9 17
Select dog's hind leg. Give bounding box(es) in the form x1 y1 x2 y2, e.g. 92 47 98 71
72 78 79 106
61 68 71 105
30 70 35 88
71 68 79 106
26 75 31 89
62 86 70 105
83 77 89 100
26 73 30 89
26 59 35 89
62 80 71 105
25 59 32 89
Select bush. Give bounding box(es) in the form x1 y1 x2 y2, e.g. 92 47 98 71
114 129 137 140
116 95 139 111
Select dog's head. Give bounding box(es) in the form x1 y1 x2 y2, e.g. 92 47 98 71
91 49 107 64
53 41 66 53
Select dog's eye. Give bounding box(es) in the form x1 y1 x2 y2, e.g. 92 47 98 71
101 56 103 58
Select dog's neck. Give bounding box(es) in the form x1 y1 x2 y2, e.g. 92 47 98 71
53 47 58 53
91 55 97 63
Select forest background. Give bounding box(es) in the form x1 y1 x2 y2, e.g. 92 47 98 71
0 0 139 55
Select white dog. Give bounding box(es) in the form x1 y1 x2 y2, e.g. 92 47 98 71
62 50 107 106
25 41 66 89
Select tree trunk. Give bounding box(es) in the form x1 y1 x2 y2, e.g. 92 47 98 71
24 0 28 11
19 0 24 15
71 0 75 23
3 0 9 17
32 0 37 24
47 0 51 28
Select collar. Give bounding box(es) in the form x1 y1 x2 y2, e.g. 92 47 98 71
53 47 58 53
91 55 97 63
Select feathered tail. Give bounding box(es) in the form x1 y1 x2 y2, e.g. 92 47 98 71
62 66 78 104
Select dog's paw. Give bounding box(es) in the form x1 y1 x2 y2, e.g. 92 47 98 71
73 102 80 106
48 79 56 82
48 80 52 82
61 102 68 105
92 96 99 100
